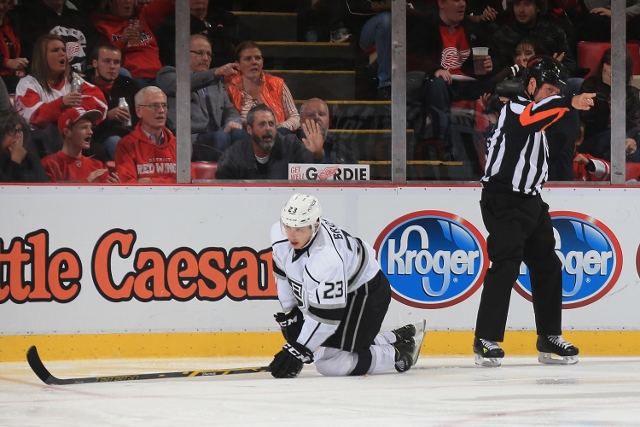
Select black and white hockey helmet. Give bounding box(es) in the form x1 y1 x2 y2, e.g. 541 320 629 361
525 55 569 91
281 194 322 228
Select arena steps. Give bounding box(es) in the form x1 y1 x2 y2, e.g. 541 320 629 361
230 2 481 180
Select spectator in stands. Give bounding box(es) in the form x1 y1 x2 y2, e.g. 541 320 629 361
0 0 27 94
344 0 432 100
14 34 108 157
480 37 548 134
215 104 317 179
41 106 120 183
224 40 300 134
627 129 640 163
343 0 392 100
574 152 612 181
157 0 243 68
114 86 178 183
296 97 356 164
156 34 247 162
0 108 48 182
327 0 353 43
578 0 640 42
85 44 139 161
577 47 640 162
488 0 576 77
407 0 495 161
466 0 507 26
573 123 640 180
9 0 100 74
92 0 175 88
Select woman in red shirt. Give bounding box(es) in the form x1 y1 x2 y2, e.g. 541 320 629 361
92 0 175 88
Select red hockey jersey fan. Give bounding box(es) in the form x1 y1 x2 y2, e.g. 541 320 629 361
114 121 177 183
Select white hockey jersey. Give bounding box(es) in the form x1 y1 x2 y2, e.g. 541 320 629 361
270 217 381 351
14 75 108 130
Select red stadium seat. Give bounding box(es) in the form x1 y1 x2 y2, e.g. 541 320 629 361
191 162 217 180
626 162 640 181
577 41 640 79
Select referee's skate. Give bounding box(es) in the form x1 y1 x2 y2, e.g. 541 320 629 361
537 335 579 365
473 338 504 367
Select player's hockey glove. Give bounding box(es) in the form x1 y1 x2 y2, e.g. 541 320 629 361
274 307 304 342
269 342 314 379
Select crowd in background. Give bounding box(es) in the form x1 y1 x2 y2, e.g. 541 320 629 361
1 0 639 184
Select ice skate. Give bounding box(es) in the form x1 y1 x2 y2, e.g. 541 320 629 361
392 323 417 342
393 319 427 373
393 337 415 373
473 338 504 367
411 319 427 366
537 335 579 365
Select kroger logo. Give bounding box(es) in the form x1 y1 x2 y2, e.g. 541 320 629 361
374 211 487 309
514 212 622 308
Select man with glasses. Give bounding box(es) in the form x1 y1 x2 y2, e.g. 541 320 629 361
114 86 178 183
157 34 247 162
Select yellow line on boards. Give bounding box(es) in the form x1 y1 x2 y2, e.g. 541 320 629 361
2 331 640 362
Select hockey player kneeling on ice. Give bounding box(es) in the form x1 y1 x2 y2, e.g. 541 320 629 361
269 194 426 378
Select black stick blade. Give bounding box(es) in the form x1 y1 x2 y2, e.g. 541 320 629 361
26 345 270 385
27 346 62 385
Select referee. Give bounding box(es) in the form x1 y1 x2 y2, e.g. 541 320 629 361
473 56 596 367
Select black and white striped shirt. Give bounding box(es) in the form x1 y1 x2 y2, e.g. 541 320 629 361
481 94 573 196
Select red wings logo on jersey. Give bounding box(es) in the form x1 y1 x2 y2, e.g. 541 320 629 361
441 47 470 71
318 166 339 180
66 43 81 60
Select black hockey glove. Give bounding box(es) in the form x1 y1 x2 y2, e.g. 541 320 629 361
269 342 314 379
274 307 304 342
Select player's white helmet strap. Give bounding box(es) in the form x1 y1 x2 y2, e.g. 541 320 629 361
281 194 322 228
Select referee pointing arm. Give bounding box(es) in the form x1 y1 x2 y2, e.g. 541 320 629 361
473 56 594 367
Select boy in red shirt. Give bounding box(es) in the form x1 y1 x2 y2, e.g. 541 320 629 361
42 107 120 183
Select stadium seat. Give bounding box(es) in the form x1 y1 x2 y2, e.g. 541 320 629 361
191 162 217 180
577 41 640 79
626 162 640 181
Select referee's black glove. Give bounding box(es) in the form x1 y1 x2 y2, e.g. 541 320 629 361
269 342 314 379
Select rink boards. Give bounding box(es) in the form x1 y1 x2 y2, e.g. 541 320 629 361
1 184 639 361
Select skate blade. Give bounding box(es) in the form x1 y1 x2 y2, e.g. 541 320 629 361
538 352 579 365
411 319 427 366
474 354 502 367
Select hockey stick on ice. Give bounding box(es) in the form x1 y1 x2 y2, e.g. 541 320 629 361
26 345 270 385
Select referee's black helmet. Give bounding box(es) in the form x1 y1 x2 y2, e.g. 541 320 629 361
524 55 569 91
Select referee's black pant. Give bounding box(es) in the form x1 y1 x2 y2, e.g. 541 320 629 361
475 190 563 342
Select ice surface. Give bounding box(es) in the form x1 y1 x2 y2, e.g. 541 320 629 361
2 356 640 426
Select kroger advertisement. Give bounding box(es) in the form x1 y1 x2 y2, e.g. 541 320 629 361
1 185 640 336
